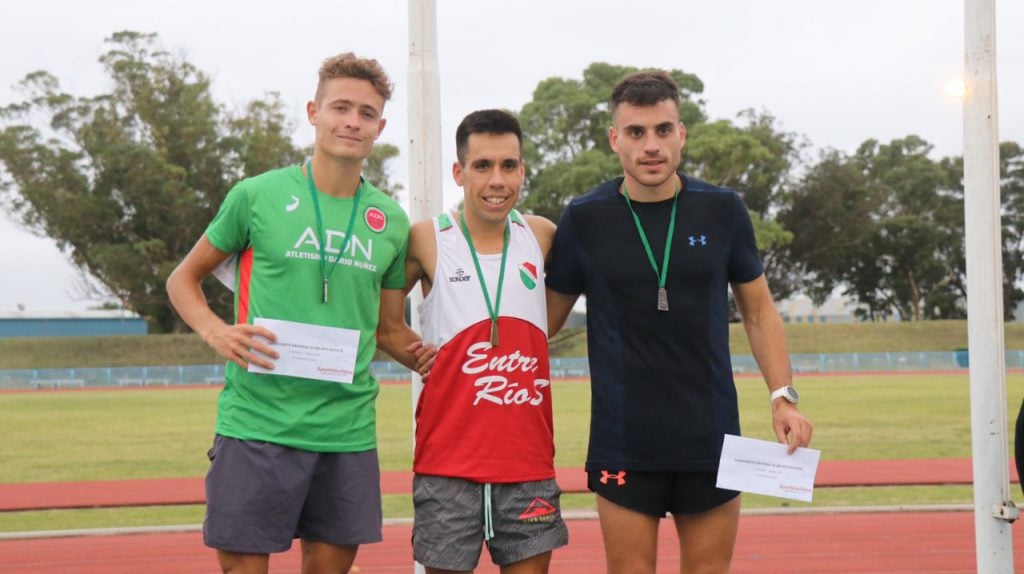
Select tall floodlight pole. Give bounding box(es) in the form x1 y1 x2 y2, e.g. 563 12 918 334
964 0 1017 571
408 1 442 572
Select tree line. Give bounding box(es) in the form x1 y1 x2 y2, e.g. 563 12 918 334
517 62 1024 324
1 33 1021 331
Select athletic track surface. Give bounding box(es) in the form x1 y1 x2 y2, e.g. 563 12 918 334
2 460 1022 573
3 510 1023 573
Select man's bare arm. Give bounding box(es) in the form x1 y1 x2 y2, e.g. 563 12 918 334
546 289 579 338
733 275 813 452
379 219 437 375
376 288 435 375
525 214 557 261
405 219 436 297
166 236 278 369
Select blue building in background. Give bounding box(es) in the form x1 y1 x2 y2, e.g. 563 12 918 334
0 311 147 338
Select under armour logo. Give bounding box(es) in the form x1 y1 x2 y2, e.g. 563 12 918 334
599 470 627 486
688 235 707 246
286 195 300 212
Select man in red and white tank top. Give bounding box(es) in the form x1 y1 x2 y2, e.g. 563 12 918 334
405 110 566 573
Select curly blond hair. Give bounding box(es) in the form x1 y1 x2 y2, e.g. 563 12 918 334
315 53 393 103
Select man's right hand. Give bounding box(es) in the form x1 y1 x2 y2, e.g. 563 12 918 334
203 323 279 370
406 340 437 380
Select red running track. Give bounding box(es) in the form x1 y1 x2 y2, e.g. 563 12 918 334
0 511 1018 573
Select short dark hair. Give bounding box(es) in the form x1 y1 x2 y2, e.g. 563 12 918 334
610 70 680 116
455 109 523 165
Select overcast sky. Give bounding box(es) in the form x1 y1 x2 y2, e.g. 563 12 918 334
1 0 1022 311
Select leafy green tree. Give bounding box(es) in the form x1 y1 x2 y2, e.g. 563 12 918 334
863 137 965 320
998 142 1024 320
781 137 965 320
0 31 310 332
362 143 403 198
749 211 794 252
778 149 878 304
519 148 619 223
948 142 1024 320
226 93 306 177
683 109 803 217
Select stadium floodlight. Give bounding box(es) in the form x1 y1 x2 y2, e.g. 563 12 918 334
946 79 966 98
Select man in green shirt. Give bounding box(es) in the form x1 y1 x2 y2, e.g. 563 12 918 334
167 53 430 574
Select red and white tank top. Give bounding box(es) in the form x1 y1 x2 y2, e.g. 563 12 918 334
414 210 554 483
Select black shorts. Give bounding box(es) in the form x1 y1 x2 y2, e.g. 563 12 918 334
587 470 739 517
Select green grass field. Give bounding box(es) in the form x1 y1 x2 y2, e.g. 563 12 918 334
2 373 1022 532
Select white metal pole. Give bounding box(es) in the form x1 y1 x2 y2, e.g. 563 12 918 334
963 0 1017 571
408 1 442 572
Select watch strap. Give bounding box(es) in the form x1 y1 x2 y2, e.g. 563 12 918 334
770 386 794 403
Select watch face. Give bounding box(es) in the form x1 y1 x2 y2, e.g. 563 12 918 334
785 387 800 402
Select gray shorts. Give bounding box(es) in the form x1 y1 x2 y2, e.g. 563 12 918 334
412 474 569 570
203 434 382 554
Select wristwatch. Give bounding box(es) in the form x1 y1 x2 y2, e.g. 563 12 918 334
770 385 799 405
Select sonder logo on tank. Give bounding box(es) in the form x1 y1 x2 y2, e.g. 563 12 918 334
448 268 472 283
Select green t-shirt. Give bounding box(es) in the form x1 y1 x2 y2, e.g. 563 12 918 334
205 164 409 452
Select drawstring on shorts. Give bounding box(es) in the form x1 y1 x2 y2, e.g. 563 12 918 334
483 482 495 541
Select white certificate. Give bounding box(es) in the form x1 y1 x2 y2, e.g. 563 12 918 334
248 318 361 384
716 434 821 502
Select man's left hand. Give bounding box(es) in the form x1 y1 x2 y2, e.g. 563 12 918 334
772 401 813 454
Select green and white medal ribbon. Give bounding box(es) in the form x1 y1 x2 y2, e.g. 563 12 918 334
305 160 362 303
622 182 680 312
459 212 510 347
